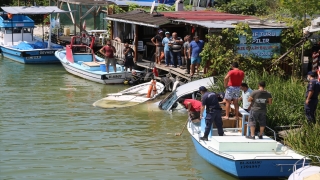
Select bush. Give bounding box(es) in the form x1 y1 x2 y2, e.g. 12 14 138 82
284 122 320 157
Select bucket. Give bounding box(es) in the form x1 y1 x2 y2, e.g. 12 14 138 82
64 28 70 36
100 64 107 72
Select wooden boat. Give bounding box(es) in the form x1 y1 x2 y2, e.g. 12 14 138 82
187 108 308 179
55 36 140 84
0 6 66 63
93 80 165 108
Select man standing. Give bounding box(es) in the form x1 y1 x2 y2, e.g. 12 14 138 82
183 35 191 74
123 43 135 72
99 40 116 73
151 30 164 65
178 98 202 121
168 32 183 68
246 81 272 140
189 36 204 76
305 71 320 124
162 31 173 67
223 62 245 120
199 86 224 141
239 83 253 112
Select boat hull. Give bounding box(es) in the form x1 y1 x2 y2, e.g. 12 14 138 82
1 46 59 64
56 50 134 84
190 136 300 178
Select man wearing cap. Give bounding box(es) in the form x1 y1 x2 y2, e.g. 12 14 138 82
199 86 224 141
151 30 164 65
189 36 204 76
162 31 173 67
305 71 320 124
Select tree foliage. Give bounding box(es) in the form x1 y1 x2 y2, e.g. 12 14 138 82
280 0 320 19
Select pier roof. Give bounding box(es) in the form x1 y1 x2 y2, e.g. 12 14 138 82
105 10 170 28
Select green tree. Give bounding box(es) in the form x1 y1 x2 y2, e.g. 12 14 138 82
280 0 320 19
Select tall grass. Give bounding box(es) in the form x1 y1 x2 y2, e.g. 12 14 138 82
212 71 319 127
284 122 320 157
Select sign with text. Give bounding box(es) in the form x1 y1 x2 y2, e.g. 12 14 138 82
237 29 282 59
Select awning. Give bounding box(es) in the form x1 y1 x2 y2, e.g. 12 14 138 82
104 10 170 28
1 6 70 14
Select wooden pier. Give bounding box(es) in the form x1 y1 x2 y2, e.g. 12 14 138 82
136 60 204 82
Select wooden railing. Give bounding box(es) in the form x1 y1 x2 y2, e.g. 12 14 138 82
111 40 135 60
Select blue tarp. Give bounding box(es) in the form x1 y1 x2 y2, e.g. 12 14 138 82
12 41 63 50
12 41 34 50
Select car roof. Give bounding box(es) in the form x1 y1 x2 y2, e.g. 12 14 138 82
175 77 214 97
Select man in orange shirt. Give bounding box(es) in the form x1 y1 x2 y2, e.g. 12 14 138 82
223 62 245 120
178 98 202 121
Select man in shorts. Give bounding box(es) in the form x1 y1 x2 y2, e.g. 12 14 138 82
123 43 135 72
178 98 202 122
99 40 117 73
246 81 272 139
151 30 164 65
223 62 245 120
189 36 204 76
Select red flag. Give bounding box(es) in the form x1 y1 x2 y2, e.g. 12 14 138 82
83 20 86 30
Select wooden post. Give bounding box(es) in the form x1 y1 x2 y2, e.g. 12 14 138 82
110 21 113 39
134 25 139 62
74 4 76 36
79 5 82 34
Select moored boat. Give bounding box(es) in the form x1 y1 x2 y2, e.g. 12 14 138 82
288 156 320 180
93 80 165 108
55 36 140 84
0 6 66 63
187 110 308 178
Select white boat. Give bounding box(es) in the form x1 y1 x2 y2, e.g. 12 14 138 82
288 156 320 180
55 36 140 84
0 6 67 63
93 81 165 108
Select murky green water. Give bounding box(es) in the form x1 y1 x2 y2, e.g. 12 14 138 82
0 57 237 180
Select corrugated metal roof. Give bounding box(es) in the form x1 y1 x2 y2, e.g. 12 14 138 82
105 10 170 28
162 11 257 21
108 0 170 7
1 6 70 14
172 19 288 29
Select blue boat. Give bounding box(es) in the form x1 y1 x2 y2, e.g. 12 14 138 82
55 36 141 84
187 110 308 178
0 6 66 64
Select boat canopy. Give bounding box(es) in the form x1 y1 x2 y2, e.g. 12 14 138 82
1 6 70 14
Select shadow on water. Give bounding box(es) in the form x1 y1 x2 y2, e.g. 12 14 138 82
0 57 283 180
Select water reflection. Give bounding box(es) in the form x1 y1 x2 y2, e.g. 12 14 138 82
1 57 238 180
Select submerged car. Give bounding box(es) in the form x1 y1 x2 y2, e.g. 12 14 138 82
158 77 215 111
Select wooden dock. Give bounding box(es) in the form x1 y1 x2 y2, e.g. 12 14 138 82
136 60 204 82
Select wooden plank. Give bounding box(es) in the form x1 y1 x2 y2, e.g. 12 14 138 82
83 62 100 66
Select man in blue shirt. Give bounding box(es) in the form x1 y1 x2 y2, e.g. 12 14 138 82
162 31 173 67
189 36 204 76
199 86 224 141
305 71 320 124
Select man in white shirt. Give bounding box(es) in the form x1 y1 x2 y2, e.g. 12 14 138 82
239 83 253 112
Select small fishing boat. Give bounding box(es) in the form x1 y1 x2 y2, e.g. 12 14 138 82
0 6 66 63
55 36 140 84
93 80 165 108
288 156 320 180
187 110 308 179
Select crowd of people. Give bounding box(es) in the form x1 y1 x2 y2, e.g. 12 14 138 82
178 63 319 141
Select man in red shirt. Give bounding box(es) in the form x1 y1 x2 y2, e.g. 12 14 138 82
99 40 117 73
223 62 245 120
178 98 202 121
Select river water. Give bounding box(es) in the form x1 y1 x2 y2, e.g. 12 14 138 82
0 57 238 180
